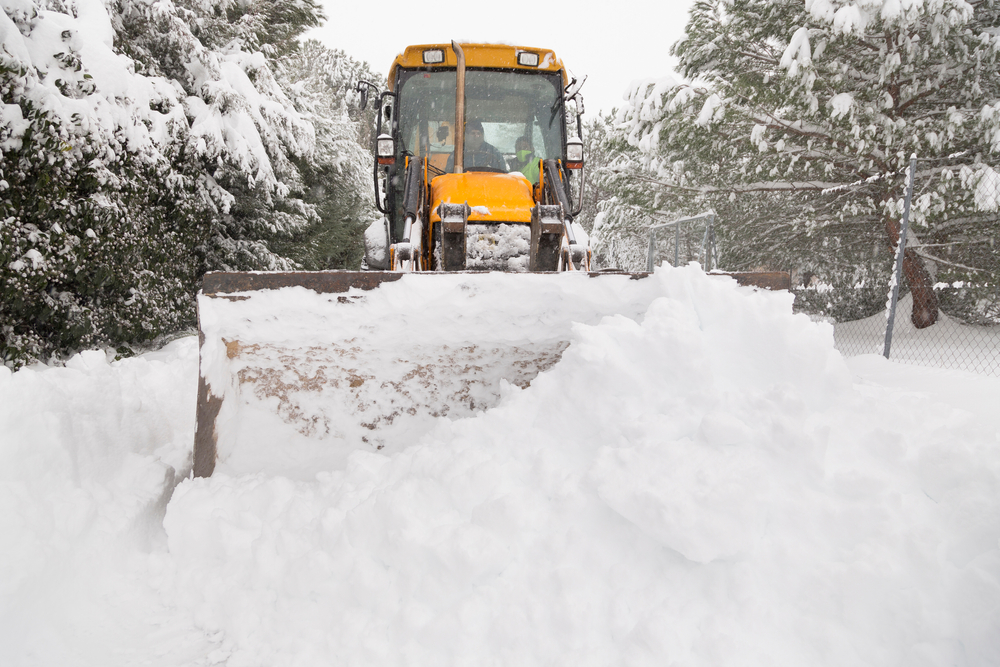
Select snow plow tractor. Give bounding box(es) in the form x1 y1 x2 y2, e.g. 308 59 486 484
192 43 790 478
357 42 591 273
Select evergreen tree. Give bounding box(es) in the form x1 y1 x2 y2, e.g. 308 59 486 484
616 0 1000 327
275 40 379 270
112 0 326 271
1 0 368 367
576 113 614 234
0 95 205 365
589 120 671 271
589 111 710 272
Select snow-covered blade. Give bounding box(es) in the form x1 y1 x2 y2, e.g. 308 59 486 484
195 271 644 477
195 270 791 478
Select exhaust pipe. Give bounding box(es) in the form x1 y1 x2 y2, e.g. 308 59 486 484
452 41 465 174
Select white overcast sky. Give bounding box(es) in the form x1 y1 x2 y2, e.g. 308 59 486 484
303 0 694 116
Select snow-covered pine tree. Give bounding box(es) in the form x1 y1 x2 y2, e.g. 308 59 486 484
588 110 716 272
220 0 325 59
113 0 326 272
576 114 617 235
589 121 674 271
274 40 379 270
1 0 359 367
576 113 639 269
618 0 1000 327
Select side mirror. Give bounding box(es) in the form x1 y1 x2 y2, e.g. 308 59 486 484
355 80 374 111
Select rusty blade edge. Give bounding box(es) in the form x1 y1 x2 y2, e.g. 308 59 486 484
201 270 789 296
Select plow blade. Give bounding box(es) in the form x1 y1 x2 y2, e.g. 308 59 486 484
194 269 788 478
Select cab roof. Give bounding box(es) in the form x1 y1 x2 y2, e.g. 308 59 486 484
387 43 568 91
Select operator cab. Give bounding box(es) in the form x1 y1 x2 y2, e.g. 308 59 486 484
394 68 565 177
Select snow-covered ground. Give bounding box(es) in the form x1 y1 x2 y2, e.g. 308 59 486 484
834 292 1000 376
2 264 998 666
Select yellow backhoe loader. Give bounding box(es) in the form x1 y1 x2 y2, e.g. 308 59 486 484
356 42 592 273
193 43 790 478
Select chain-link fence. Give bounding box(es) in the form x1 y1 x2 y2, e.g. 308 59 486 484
629 161 998 376
792 156 1000 376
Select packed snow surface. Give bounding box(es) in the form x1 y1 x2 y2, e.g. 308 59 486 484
2 264 999 666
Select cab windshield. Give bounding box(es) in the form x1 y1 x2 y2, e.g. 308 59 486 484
395 69 564 174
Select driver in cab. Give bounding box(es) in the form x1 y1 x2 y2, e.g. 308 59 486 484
447 119 506 172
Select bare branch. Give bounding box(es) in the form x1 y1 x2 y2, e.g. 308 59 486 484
914 248 990 273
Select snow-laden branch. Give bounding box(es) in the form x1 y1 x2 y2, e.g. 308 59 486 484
630 174 847 194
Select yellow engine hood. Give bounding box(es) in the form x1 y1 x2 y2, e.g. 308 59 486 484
430 172 535 224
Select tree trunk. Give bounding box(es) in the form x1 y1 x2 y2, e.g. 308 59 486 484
884 215 938 329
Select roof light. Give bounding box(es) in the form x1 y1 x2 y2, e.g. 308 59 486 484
423 49 445 64
517 51 540 67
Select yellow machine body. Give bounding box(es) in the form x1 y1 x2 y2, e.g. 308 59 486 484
429 173 535 225
388 44 569 91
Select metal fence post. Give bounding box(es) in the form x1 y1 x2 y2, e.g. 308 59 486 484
883 157 917 359
710 215 717 270
675 219 680 267
703 213 716 271
647 212 715 271
647 225 657 272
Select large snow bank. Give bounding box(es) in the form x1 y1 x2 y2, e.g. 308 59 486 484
0 338 200 663
198 270 705 477
2 264 999 665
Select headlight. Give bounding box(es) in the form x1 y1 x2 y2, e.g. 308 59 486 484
423 49 444 64
376 134 395 164
566 138 583 167
517 51 540 67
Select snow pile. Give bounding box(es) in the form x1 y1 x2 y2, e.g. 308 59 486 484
466 223 531 270
2 264 1000 665
0 340 195 571
0 339 200 662
198 270 667 478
